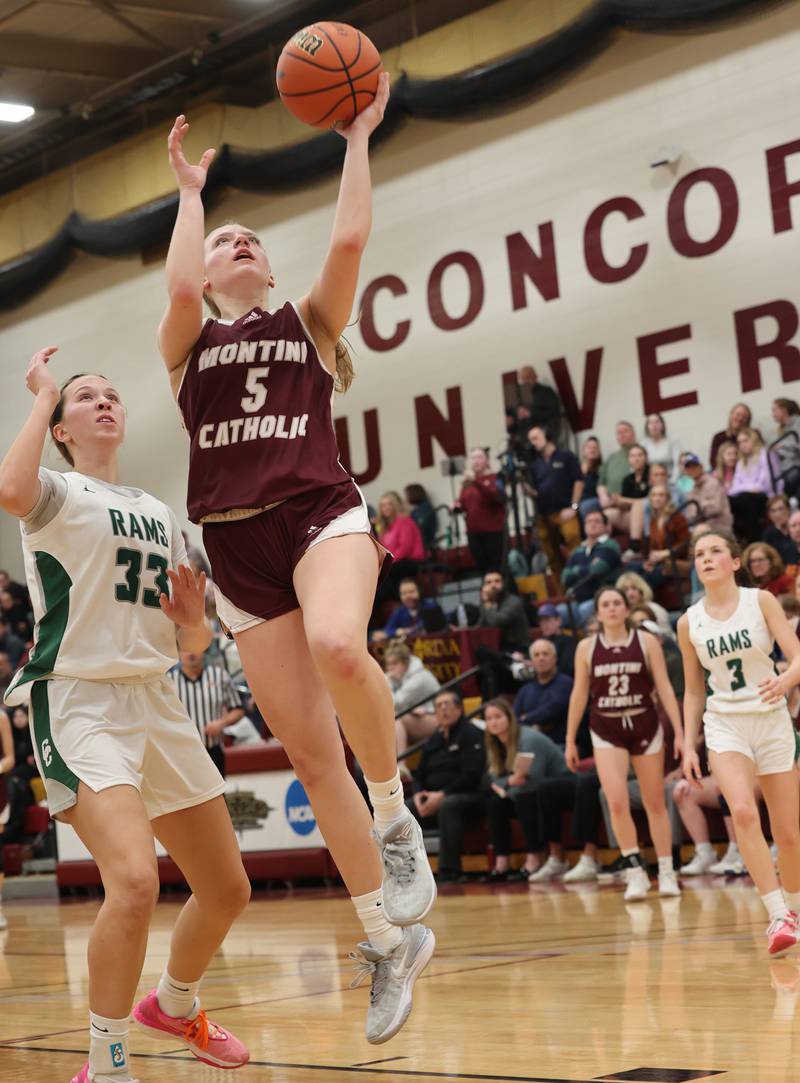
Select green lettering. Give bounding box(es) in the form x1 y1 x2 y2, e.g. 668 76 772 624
706 639 717 659
128 515 144 541
741 629 752 648
142 517 159 543
728 631 742 651
718 638 729 656
109 509 127 537
156 521 169 548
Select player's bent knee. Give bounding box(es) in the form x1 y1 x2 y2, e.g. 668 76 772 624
306 631 367 682
729 803 760 832
106 865 160 918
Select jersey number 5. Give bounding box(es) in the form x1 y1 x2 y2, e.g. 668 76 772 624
725 658 746 691
115 548 170 608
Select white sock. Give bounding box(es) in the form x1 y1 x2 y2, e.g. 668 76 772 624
365 771 406 834
352 887 403 953
725 842 740 857
88 1012 132 1079
156 969 201 1019
658 856 674 876
762 888 790 923
785 890 800 914
696 842 715 858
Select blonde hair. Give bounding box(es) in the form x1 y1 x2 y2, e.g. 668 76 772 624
376 492 405 534
384 641 412 666
648 483 675 519
483 698 520 776
737 426 763 464
616 571 653 603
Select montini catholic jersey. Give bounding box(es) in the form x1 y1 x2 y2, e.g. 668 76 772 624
178 301 351 523
687 587 782 715
5 470 186 707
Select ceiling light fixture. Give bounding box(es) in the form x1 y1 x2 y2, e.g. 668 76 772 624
0 103 34 123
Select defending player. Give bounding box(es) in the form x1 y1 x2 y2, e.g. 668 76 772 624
157 74 435 1045
679 529 800 956
565 587 684 902
0 348 250 1082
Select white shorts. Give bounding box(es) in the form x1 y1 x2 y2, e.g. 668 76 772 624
28 676 227 820
704 706 798 776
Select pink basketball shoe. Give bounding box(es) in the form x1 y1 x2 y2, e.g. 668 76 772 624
132 990 249 1069
767 912 800 957
70 1066 140 1082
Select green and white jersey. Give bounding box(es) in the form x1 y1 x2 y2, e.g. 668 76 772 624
687 587 781 715
4 468 188 706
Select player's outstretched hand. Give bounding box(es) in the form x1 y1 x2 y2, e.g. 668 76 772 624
336 70 389 140
159 563 207 628
758 673 790 706
25 346 59 398
168 115 216 191
682 748 703 788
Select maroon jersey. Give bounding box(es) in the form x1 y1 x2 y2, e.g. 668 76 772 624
588 629 653 722
178 302 350 522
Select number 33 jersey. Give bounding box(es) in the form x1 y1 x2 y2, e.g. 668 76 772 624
5 468 187 706
687 587 782 714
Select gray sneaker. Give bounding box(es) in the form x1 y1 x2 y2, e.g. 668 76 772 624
349 924 436 1044
374 813 437 927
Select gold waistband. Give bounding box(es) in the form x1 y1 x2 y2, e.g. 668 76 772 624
200 500 285 524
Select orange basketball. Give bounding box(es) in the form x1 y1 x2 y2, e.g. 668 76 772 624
276 22 381 130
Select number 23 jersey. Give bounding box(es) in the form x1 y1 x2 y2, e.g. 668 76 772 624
687 587 782 715
5 468 187 706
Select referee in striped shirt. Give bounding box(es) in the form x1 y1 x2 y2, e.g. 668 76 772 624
170 650 245 778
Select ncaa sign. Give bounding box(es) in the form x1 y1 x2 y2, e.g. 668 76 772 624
285 779 316 837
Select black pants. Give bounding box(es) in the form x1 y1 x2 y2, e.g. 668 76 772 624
406 792 485 876
536 771 602 847
729 491 768 545
467 532 505 576
207 743 226 779
487 789 542 855
474 645 521 699
2 763 39 845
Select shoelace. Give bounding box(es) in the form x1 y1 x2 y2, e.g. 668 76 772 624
767 915 797 938
348 951 388 1004
382 830 417 886
182 1010 227 1049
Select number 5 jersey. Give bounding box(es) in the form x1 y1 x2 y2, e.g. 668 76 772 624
5 468 187 706
687 586 784 715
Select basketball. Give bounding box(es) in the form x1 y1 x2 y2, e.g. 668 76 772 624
276 22 382 129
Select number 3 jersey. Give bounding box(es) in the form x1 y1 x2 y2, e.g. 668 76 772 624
4 468 187 706
178 302 351 524
687 587 781 715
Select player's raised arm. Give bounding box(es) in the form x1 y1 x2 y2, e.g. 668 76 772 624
0 347 59 518
159 115 216 378
299 71 390 359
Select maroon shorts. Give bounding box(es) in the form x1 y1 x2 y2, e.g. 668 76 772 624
589 706 662 755
202 482 390 630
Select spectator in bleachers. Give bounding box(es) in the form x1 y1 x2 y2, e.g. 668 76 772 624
372 577 440 643
787 511 800 567
742 542 794 596
615 443 650 553
406 688 486 883
477 570 530 654
728 427 778 543
708 402 753 469
772 397 800 497
578 436 602 523
0 615 25 669
597 420 636 521
512 640 572 746
641 413 682 483
0 652 12 701
628 605 684 698
681 454 733 532
0 570 29 607
647 461 680 508
482 698 571 882
529 603 576 676
525 425 583 573
558 509 621 628
513 365 561 438
0 589 31 643
373 492 426 616
714 441 739 495
762 495 798 566
383 641 441 756
640 483 690 587
456 447 506 575
672 772 742 876
404 483 438 555
616 572 672 636
1 705 39 846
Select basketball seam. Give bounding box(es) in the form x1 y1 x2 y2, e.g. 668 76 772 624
278 62 380 98
317 25 358 125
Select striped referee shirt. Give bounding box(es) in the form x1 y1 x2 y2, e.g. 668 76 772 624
170 661 243 749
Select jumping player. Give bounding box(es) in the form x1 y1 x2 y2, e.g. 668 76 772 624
565 587 684 901
157 73 435 1044
0 348 251 1082
679 529 800 955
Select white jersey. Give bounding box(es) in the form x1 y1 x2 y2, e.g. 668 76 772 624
5 469 187 707
687 587 781 715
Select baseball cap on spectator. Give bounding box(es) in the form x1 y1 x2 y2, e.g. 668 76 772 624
683 453 702 468
537 603 559 619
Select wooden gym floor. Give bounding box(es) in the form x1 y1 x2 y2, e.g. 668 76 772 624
0 876 797 1083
